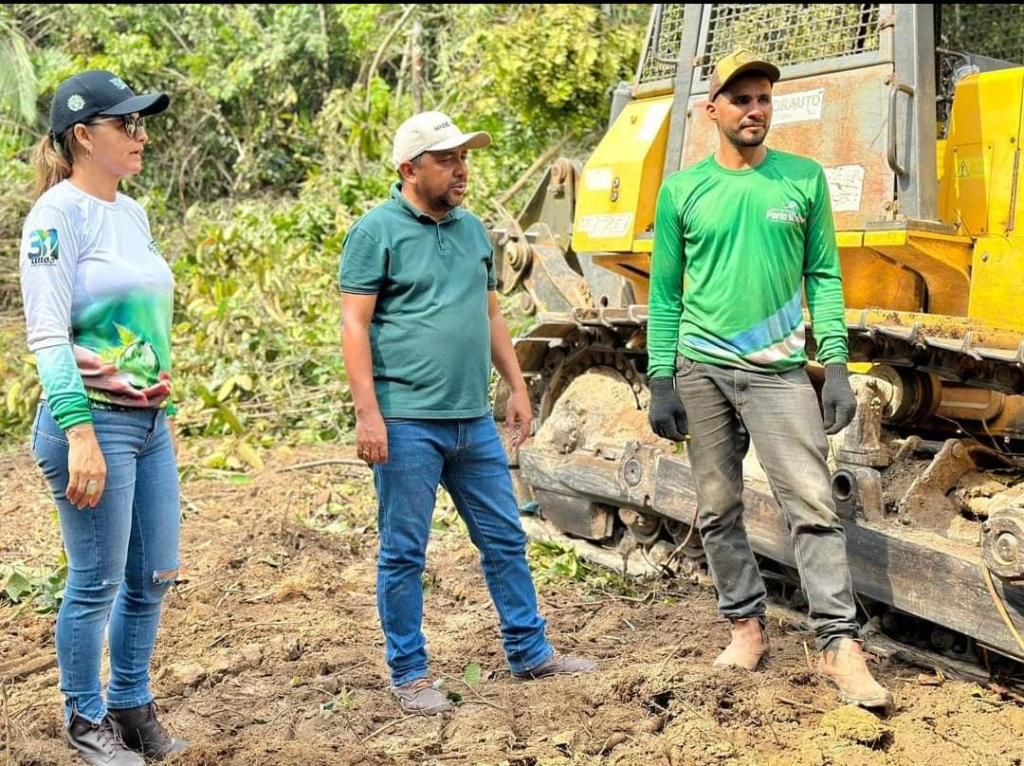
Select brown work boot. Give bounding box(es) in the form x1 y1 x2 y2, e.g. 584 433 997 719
713 617 769 671
818 638 893 710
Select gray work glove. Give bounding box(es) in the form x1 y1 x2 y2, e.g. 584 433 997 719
822 363 857 435
648 376 689 442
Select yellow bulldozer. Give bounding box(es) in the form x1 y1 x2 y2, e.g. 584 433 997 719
493 4 1024 669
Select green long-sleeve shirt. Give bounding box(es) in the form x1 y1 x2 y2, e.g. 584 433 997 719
648 149 848 379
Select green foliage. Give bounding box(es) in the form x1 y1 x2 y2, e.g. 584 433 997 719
164 192 352 464
12 4 368 202
318 686 358 712
0 4 652 450
429 489 467 535
0 322 39 438
0 553 67 615
0 11 37 124
0 121 32 263
0 117 36 442
527 539 639 594
527 540 593 584
462 5 643 137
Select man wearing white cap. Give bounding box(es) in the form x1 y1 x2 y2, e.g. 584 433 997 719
339 112 595 715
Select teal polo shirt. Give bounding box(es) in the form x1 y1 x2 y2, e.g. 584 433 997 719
339 182 497 418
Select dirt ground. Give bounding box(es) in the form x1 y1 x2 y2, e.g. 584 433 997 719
1 442 1023 766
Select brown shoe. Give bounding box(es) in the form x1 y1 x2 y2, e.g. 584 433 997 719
713 617 769 671
512 651 596 680
818 638 893 709
390 678 452 716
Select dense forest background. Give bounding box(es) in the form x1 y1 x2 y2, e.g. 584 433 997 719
0 4 650 469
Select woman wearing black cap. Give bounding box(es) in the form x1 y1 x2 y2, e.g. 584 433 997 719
19 70 187 765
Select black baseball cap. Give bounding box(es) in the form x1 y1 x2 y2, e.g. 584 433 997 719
49 70 170 137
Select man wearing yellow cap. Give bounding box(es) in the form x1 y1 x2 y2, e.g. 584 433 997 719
647 50 891 709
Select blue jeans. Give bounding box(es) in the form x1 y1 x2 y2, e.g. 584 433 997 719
673 357 859 650
373 416 553 687
31 402 181 726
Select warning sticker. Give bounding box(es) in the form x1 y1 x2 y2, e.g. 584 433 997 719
823 164 865 212
772 88 825 127
584 167 614 192
577 213 634 239
956 157 985 178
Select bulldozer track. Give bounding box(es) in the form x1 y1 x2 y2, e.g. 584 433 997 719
522 512 1024 691
509 308 1024 673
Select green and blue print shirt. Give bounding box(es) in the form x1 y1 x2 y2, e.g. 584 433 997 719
19 180 175 430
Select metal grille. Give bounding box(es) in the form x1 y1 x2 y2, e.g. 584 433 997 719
638 5 688 84
638 4 881 86
939 5 1024 65
699 4 880 81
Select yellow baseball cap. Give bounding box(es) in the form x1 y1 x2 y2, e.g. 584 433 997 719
708 48 780 100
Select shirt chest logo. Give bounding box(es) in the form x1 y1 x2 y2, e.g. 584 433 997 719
765 200 805 226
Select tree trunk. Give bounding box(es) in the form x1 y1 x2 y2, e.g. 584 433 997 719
411 20 424 113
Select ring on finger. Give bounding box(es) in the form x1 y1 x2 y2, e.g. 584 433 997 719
85 479 99 495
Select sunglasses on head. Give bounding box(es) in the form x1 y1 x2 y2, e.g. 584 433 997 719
88 114 146 139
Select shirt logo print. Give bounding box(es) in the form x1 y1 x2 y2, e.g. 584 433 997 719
27 229 60 265
766 200 805 225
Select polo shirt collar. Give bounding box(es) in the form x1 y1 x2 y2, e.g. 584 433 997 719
390 182 465 224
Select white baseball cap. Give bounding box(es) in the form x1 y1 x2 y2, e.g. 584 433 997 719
393 111 491 168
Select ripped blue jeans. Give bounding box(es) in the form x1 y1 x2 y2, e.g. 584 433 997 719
32 402 181 726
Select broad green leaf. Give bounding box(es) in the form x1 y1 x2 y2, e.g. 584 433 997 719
218 404 245 435
4 571 33 602
463 662 482 685
217 378 235 401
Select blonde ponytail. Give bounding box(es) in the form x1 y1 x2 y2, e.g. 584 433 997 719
31 132 77 199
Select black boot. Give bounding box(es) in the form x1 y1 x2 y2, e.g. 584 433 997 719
66 712 145 766
107 702 188 761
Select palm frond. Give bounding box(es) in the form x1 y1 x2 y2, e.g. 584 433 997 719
0 17 38 125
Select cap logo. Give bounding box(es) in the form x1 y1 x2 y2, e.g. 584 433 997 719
67 94 85 112
433 121 451 131
109 77 129 90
